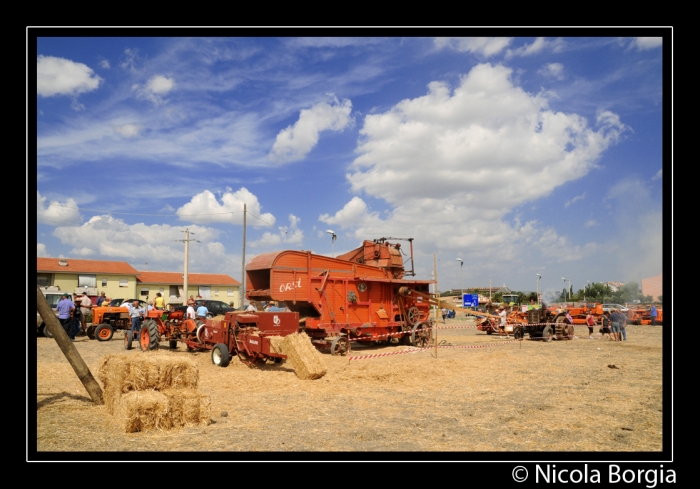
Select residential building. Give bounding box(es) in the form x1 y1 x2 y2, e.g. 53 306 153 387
136 271 241 308
642 273 662 302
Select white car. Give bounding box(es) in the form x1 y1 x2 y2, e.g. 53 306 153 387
602 304 629 313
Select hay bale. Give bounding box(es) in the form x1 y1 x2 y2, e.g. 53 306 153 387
162 389 211 428
281 332 326 380
98 353 199 413
268 335 285 355
210 315 226 326
115 390 173 433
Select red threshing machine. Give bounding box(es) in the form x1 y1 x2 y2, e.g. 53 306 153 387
246 238 436 355
130 308 300 368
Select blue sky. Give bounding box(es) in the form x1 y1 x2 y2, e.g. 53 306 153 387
34 32 667 300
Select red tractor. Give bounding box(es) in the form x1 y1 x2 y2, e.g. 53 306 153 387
127 308 300 368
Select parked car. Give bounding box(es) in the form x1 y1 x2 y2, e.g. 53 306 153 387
107 298 147 308
602 304 629 313
174 299 234 318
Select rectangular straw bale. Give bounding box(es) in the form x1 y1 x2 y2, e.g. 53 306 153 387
98 354 131 413
268 335 285 355
115 390 173 433
161 389 211 428
281 332 327 380
210 314 226 326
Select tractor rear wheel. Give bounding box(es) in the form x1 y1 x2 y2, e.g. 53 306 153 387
42 324 53 338
542 325 553 342
513 326 524 340
87 325 95 340
211 343 230 367
95 324 114 342
139 319 160 351
124 330 133 350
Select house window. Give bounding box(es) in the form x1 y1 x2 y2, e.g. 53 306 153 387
119 279 128 288
102 278 107 287
140 287 149 297
227 289 234 297
78 274 96 287
215 288 219 297
37 277 48 286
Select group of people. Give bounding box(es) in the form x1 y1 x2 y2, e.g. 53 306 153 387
55 291 93 342
586 309 628 341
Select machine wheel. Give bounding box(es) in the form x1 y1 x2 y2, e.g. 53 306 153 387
169 339 178 349
411 322 432 348
42 324 54 338
330 336 349 356
124 330 133 350
406 306 421 326
211 343 230 367
542 325 553 342
95 324 114 342
196 322 206 343
513 326 524 340
86 325 95 340
139 319 160 351
565 324 575 339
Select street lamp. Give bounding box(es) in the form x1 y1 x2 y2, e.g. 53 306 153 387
326 230 337 258
456 258 463 305
562 277 571 302
536 274 541 305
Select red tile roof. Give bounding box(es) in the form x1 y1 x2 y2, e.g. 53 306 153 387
37 257 139 275
136 271 240 286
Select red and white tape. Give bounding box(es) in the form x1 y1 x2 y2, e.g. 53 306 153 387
348 338 518 361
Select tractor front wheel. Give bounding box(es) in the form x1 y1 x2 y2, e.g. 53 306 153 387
86 325 95 340
124 330 133 350
211 343 230 367
95 324 114 342
542 325 553 343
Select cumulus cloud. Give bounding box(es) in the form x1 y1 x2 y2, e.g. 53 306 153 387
433 37 511 57
250 214 304 248
37 55 102 98
319 197 381 229
50 215 239 276
632 37 662 50
37 243 49 257
113 124 141 138
37 191 82 225
652 169 662 181
176 187 275 227
268 96 353 163
99 59 110 69
539 62 565 80
133 75 175 105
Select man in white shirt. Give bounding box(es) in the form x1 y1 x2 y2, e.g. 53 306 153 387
186 303 196 319
80 292 92 335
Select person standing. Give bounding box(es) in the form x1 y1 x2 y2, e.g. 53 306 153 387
610 309 623 342
586 313 595 339
619 310 628 341
650 305 658 326
129 300 143 339
56 293 75 339
441 307 448 324
186 302 196 320
79 292 92 335
246 303 256 312
154 292 165 310
600 312 613 340
96 291 106 307
498 306 508 338
196 301 209 320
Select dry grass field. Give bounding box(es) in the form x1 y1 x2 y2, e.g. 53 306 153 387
34 317 664 457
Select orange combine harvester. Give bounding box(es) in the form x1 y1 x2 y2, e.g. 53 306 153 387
246 238 436 355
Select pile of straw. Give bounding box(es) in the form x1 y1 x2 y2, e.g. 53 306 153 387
281 332 327 380
98 353 210 433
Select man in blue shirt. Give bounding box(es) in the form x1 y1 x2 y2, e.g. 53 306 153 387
196 302 209 320
610 309 624 342
56 293 76 340
650 305 658 326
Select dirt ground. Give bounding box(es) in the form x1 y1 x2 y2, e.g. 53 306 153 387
33 317 664 458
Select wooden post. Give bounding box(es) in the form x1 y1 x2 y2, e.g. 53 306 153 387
433 253 438 358
36 285 104 404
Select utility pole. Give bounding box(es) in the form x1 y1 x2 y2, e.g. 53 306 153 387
434 253 438 358
241 203 247 309
176 229 198 305
489 278 492 303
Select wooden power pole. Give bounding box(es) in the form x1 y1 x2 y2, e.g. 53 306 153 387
36 285 104 404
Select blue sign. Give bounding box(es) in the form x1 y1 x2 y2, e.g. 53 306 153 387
463 294 478 308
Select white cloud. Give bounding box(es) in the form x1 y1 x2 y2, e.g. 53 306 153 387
632 37 662 50
506 37 565 58
120 48 139 71
133 75 175 106
37 191 82 225
113 124 141 138
99 59 110 69
37 55 102 97
652 169 662 181
250 214 304 248
176 187 275 227
584 220 598 228
37 243 49 257
319 196 381 229
433 37 511 57
51 215 240 277
565 193 586 207
268 96 353 163
539 62 565 80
